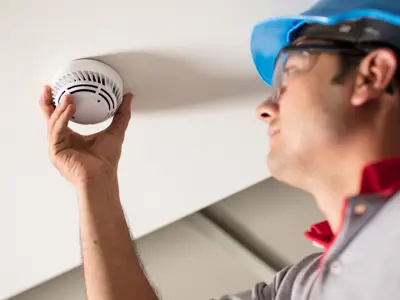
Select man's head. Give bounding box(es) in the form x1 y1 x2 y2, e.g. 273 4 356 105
256 36 400 188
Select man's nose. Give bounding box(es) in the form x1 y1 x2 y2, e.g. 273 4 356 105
256 97 279 124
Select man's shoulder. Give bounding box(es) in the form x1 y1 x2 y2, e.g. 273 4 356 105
216 252 322 300
273 252 321 298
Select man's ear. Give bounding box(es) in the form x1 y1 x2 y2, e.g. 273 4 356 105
351 48 397 106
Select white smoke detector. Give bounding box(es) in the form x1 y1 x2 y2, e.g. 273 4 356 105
51 59 124 125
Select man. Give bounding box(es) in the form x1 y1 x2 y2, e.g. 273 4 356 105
39 0 400 299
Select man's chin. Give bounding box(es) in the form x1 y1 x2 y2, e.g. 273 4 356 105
266 151 288 179
266 151 306 189
266 152 279 175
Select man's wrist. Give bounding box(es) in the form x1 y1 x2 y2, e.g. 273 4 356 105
75 172 120 201
76 169 118 189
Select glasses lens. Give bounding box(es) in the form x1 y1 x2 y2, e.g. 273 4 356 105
271 49 314 101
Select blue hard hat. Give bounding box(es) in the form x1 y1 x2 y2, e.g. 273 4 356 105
251 0 400 87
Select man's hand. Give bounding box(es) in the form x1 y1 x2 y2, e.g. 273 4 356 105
39 85 133 186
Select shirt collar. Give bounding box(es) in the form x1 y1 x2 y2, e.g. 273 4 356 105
304 156 400 249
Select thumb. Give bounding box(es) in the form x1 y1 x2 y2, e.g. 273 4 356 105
107 93 133 137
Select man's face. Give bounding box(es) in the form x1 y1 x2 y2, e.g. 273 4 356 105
257 40 355 182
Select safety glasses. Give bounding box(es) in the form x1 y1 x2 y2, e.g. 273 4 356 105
270 43 368 102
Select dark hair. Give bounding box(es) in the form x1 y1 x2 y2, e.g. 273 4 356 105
331 53 364 84
331 43 400 94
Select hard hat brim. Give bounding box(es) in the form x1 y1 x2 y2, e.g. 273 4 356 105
251 9 400 87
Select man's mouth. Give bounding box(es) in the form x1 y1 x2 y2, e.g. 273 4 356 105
268 127 280 138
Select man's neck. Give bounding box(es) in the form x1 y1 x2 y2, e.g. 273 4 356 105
305 142 400 233
308 161 365 233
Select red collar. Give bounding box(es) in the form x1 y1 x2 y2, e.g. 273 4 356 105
304 157 400 249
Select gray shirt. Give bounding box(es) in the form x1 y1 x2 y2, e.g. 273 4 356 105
215 158 400 300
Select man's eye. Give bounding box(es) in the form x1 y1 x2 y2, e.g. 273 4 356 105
281 66 298 84
283 66 298 74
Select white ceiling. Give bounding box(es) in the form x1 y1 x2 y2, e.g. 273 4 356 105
0 0 315 298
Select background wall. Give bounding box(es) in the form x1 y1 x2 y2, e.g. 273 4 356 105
207 178 324 268
10 178 324 300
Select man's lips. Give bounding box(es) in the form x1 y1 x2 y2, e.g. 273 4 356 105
268 127 280 138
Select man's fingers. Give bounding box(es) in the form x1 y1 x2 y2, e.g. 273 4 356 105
107 93 133 137
40 85 55 120
48 95 75 143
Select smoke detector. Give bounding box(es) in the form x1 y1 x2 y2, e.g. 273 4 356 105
51 59 124 125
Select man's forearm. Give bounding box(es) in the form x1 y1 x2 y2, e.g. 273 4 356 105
77 174 158 300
